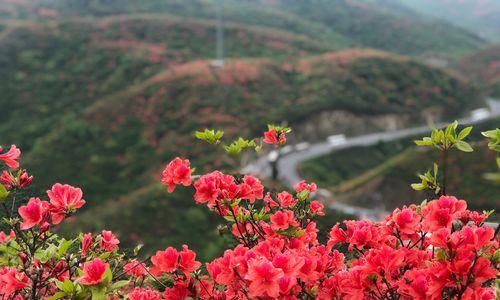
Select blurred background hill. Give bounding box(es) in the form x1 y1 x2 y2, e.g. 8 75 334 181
0 0 498 260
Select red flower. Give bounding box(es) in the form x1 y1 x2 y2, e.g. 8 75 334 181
178 245 201 276
18 198 49 230
398 269 430 300
294 180 317 193
128 287 161 300
161 157 192 193
270 210 298 231
0 170 14 189
47 183 85 224
193 171 220 207
150 247 178 275
239 175 264 202
124 260 147 277
277 191 297 207
81 233 92 257
164 281 191 300
127 287 161 300
245 257 284 298
2 169 33 189
99 230 119 251
17 170 33 188
422 195 467 231
194 171 238 208
76 258 108 285
263 128 286 145
0 267 29 296
389 206 420 235
0 145 21 169
364 246 405 277
310 200 325 216
0 230 15 243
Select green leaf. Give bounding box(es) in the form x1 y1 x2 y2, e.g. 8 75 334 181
414 138 433 146
49 292 67 300
458 126 472 140
99 252 111 260
194 131 205 139
296 190 309 202
223 215 235 222
56 279 75 293
0 184 9 203
91 287 106 300
57 239 74 258
102 267 113 285
481 129 497 138
194 129 224 144
411 183 425 191
110 280 129 290
455 141 473 152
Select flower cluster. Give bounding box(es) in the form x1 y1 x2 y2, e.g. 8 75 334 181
0 125 498 300
17 183 85 229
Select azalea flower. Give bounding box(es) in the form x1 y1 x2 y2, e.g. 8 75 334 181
263 128 286 145
76 258 108 285
0 230 15 243
245 257 284 298
47 183 85 224
0 145 21 169
128 287 161 300
161 157 192 193
150 247 179 275
422 195 467 231
178 245 201 276
99 230 119 251
81 233 93 257
294 180 317 193
310 200 325 216
0 267 29 296
17 197 50 230
124 260 147 277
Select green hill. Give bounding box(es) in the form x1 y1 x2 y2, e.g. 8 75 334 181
0 0 491 258
0 0 485 56
12 49 482 255
0 14 333 150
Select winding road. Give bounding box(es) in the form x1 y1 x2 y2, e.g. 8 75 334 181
243 98 500 220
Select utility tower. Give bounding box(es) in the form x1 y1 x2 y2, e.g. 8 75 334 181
212 0 224 68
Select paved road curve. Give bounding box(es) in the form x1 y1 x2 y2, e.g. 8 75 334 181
243 98 500 220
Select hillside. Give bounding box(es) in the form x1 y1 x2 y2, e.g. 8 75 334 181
457 44 500 98
21 50 482 200
7 49 480 255
0 14 333 150
0 0 485 56
0 0 492 258
257 0 485 56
